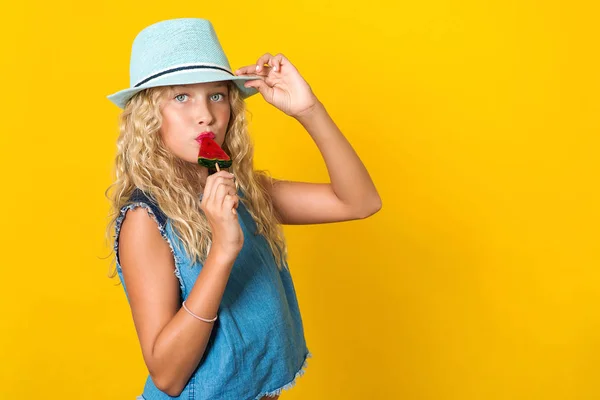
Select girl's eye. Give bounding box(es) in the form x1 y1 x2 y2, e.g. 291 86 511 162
174 93 224 102
174 93 188 102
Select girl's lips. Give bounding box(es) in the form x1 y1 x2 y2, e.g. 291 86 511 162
194 132 216 143
196 132 215 142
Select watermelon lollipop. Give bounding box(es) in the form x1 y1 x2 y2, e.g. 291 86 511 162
196 132 232 169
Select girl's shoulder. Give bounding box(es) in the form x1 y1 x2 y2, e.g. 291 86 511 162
123 188 168 228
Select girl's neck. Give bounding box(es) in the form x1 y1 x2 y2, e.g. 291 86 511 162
194 165 209 195
174 159 209 196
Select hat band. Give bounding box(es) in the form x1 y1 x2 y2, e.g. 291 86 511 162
134 64 234 87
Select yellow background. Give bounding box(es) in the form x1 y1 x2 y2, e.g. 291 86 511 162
1 0 598 399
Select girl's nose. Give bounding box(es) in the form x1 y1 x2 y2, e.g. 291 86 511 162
195 106 215 125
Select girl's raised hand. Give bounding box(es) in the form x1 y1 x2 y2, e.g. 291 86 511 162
200 170 243 259
234 53 319 118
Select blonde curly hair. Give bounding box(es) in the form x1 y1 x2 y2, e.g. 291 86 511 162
103 81 288 279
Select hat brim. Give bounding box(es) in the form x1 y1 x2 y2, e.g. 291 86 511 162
106 69 260 109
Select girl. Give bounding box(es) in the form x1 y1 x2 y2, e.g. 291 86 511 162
105 18 381 400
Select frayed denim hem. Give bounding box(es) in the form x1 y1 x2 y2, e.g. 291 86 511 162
134 351 312 400
114 202 185 294
254 350 313 399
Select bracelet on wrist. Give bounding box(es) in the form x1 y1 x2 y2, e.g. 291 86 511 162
182 300 218 323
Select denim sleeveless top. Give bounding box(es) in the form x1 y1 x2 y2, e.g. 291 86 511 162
113 188 312 400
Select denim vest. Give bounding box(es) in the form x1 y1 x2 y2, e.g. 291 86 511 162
113 188 311 400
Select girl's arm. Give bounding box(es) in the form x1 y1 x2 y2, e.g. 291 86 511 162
237 54 381 225
119 208 235 397
259 101 382 225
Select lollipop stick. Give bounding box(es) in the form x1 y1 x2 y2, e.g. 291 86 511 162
215 162 220 172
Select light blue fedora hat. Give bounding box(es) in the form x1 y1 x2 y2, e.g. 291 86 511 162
107 18 259 109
